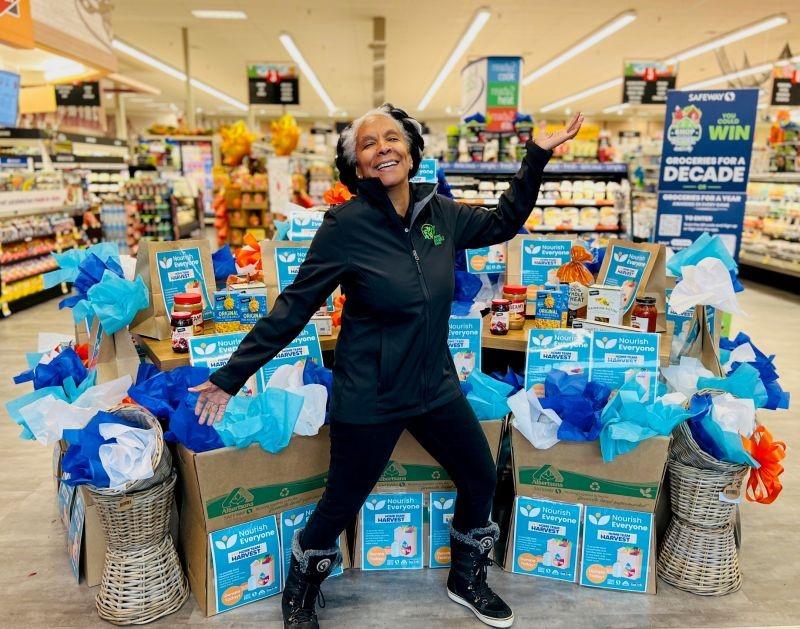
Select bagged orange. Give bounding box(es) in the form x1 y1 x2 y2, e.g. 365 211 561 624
556 245 595 324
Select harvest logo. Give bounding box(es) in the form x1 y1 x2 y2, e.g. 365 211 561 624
221 488 255 514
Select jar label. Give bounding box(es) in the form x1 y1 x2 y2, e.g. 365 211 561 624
490 311 509 334
509 301 525 315
631 316 649 331
171 326 194 351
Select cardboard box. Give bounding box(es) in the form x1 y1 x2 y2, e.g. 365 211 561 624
175 427 351 617
353 419 505 568
503 425 669 594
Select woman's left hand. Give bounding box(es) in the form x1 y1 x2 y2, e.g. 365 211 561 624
536 112 584 151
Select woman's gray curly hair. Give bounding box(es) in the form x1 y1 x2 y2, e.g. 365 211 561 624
335 103 425 193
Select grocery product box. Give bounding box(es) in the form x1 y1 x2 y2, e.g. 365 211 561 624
175 427 350 617
352 419 504 569
503 425 669 594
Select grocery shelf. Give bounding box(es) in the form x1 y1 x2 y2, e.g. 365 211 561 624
749 172 800 183
441 161 629 176
529 225 621 233
739 253 800 278
534 199 615 207
1 267 57 285
0 249 55 265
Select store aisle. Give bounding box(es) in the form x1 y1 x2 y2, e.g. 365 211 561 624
0 284 797 629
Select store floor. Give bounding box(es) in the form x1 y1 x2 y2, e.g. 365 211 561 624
1 283 798 629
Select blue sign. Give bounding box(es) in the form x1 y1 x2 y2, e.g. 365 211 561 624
465 244 506 274
58 481 76 529
288 211 324 242
67 491 85 582
665 287 716 340
209 515 282 613
589 330 660 403
275 247 334 310
448 316 481 382
655 88 758 258
512 497 581 582
580 506 653 593
599 245 653 314
189 332 257 397
0 71 20 128
411 158 438 184
361 492 424 571
256 322 323 390
520 238 572 285
429 492 456 569
155 247 213 320
524 329 591 395
279 503 343 586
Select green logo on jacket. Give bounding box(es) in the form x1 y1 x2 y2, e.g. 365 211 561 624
421 223 444 246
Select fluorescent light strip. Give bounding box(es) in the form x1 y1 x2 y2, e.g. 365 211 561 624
417 7 491 111
523 11 636 86
682 62 775 90
602 103 630 114
540 77 622 113
664 14 788 65
551 14 789 113
191 10 247 19
111 39 247 111
279 33 337 115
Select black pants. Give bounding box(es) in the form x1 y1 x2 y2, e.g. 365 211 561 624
300 394 497 550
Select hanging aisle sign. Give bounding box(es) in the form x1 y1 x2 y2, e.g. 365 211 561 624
54 81 100 107
653 88 758 259
770 63 800 106
461 56 522 132
622 60 677 105
247 62 299 105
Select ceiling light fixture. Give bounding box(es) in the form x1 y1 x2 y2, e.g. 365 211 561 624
191 10 247 19
602 103 630 114
682 62 776 90
111 38 247 111
540 77 622 113
664 14 788 65
279 33 338 115
417 7 491 111
40 57 86 82
523 10 636 86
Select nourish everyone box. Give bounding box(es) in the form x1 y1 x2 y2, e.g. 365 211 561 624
175 427 350 616
503 427 669 594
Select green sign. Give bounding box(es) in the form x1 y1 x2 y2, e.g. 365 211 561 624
517 464 659 501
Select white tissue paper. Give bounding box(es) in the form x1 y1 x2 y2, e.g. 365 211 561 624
668 257 745 315
37 332 75 353
18 375 132 445
722 343 757 374
711 393 756 438
661 357 715 397
98 423 156 491
267 363 327 436
508 388 562 449
659 391 689 407
119 254 137 281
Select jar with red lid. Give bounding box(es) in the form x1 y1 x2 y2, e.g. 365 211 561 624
170 311 194 353
502 285 526 330
631 296 657 332
490 299 511 335
174 292 203 334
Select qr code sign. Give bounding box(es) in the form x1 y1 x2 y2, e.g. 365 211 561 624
658 214 682 238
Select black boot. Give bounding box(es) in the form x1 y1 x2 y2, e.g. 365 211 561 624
447 522 514 628
282 530 342 629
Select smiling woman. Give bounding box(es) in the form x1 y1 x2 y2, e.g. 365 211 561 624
192 103 582 629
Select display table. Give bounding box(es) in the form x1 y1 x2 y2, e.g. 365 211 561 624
137 316 670 370
136 325 340 371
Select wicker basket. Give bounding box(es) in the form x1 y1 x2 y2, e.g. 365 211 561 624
671 389 749 474
658 516 741 596
96 534 189 625
668 458 748 528
90 404 172 497
91 472 176 550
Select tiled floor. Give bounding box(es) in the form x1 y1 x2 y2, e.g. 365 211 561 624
0 282 797 628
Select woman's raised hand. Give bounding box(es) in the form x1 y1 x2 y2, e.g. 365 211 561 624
188 380 233 425
536 112 584 151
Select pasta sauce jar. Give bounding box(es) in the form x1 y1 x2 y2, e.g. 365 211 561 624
631 296 657 332
490 299 511 335
502 285 527 330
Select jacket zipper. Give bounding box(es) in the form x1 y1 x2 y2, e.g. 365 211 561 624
408 231 431 410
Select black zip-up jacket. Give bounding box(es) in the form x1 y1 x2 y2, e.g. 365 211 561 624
210 142 552 423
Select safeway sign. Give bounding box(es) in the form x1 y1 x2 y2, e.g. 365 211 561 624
654 88 758 259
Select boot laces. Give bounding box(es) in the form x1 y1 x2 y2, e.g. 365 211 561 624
287 583 326 624
471 553 502 604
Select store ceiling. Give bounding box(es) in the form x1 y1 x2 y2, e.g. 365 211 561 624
111 0 800 121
